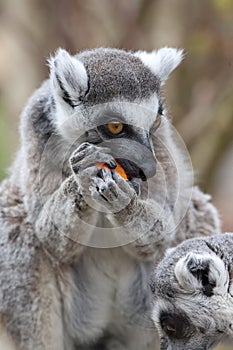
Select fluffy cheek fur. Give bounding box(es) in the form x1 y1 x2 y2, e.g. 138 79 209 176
54 105 88 144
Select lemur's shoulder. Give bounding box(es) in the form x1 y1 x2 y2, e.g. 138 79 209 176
19 80 56 144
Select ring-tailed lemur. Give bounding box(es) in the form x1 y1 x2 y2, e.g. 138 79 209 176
0 47 220 350
151 233 233 350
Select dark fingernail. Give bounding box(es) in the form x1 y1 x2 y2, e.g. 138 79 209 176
79 142 90 151
97 169 103 178
97 168 108 179
129 180 140 195
111 169 118 178
106 160 117 169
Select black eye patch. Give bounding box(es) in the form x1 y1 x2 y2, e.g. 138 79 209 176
159 311 193 340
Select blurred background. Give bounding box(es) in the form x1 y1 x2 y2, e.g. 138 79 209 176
0 0 232 348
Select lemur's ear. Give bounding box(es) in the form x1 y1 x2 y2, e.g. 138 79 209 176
175 252 227 297
49 48 88 107
135 47 183 84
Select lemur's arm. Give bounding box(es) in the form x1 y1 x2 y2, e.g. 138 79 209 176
114 196 175 261
116 187 220 261
35 175 95 263
35 142 116 263
17 85 97 263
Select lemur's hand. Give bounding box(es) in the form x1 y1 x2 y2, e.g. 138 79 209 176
69 142 136 212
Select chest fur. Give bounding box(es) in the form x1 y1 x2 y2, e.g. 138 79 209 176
60 248 152 345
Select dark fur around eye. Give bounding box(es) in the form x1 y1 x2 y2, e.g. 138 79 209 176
159 311 193 340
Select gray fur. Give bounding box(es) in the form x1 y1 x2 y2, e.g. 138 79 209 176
151 233 233 350
77 48 160 104
0 47 220 349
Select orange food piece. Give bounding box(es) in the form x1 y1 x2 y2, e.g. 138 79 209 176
96 160 128 180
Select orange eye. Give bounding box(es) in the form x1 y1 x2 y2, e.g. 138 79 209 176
107 122 123 135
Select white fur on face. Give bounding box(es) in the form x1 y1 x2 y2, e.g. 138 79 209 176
90 95 160 130
49 48 161 144
135 47 183 84
49 46 184 144
51 94 160 144
49 47 181 144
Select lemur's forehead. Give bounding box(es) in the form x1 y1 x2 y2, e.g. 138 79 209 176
77 48 160 105
88 95 159 130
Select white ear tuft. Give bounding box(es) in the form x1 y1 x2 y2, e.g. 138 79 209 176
49 48 88 107
175 252 228 296
135 47 183 84
174 253 201 292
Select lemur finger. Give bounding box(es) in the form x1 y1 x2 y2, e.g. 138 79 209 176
87 168 134 211
90 187 128 212
93 175 118 202
90 188 112 209
96 168 136 205
76 166 99 196
79 166 99 182
97 167 112 181
111 171 136 198
78 166 116 198
71 152 114 173
74 142 91 153
97 168 120 198
70 147 111 165
70 143 111 167
73 142 111 156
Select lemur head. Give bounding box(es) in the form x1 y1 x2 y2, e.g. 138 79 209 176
151 237 232 350
49 47 183 181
